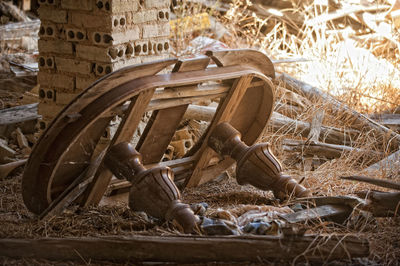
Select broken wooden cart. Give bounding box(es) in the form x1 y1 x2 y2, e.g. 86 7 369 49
15 49 368 262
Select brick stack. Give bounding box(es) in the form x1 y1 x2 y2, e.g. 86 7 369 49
36 0 170 134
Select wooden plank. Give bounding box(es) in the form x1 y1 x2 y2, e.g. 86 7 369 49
81 90 155 206
147 93 226 111
341 175 400 190
185 75 254 187
152 83 230 100
0 103 40 138
151 81 263 100
206 49 275 79
137 56 210 164
282 139 383 159
0 235 369 262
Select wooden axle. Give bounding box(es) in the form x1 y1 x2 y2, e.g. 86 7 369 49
105 142 198 233
208 122 311 199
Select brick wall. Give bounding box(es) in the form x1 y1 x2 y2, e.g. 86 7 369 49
36 0 170 134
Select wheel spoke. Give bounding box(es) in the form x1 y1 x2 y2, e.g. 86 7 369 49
81 89 155 206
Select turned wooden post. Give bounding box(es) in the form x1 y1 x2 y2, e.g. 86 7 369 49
105 142 198 233
208 122 311 199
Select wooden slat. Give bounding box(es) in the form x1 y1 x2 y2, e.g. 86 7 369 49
81 89 155 206
137 56 210 164
185 74 254 187
152 83 230 100
147 93 226 111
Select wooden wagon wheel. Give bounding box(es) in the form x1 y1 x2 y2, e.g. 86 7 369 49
22 49 277 216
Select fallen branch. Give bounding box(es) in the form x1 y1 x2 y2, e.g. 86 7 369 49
0 234 369 262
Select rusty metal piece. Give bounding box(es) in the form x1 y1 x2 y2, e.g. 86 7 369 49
208 122 311 199
105 142 198 233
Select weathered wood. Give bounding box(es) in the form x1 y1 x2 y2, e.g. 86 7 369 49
0 142 16 163
208 122 310 199
206 49 275 79
306 4 389 25
0 235 370 262
82 90 155 207
370 114 400 132
0 1 31 22
307 109 325 143
186 75 254 187
184 106 356 145
0 103 40 138
277 73 400 150
282 139 383 159
152 83 229 100
0 159 27 179
24 63 272 214
106 156 196 194
274 102 303 119
341 175 400 190
183 104 216 121
147 93 226 112
137 56 210 165
105 142 197 233
0 19 39 40
303 109 325 170
23 50 276 215
356 191 400 217
39 152 105 220
364 150 400 177
281 204 353 224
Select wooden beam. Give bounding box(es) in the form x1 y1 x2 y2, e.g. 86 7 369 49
341 175 400 190
0 235 369 262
